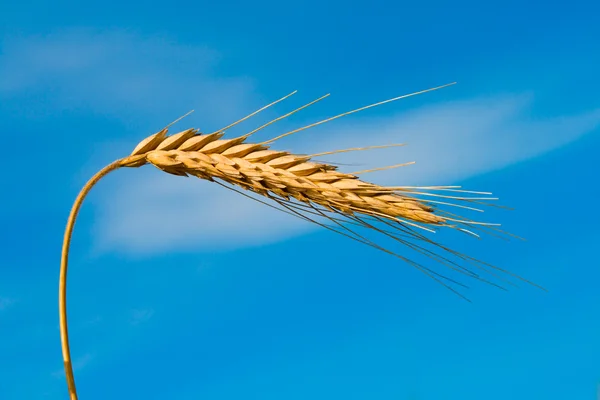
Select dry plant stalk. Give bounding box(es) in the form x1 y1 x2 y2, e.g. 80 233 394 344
59 83 542 399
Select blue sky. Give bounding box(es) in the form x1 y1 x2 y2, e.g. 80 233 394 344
1 0 599 399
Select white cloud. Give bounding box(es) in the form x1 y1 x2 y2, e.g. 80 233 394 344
93 94 600 255
93 169 315 255
0 29 257 124
129 308 155 326
4 30 597 256
289 93 600 186
51 353 94 378
0 297 16 311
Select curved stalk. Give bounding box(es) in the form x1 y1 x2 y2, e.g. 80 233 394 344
59 160 123 400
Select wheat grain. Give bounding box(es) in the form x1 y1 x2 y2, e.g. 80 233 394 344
58 83 543 399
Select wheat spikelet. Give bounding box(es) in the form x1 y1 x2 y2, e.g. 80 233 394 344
120 130 447 224
58 83 543 399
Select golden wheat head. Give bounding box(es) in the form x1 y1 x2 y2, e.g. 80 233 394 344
58 83 542 399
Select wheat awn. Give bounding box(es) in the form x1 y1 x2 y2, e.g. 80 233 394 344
59 82 542 399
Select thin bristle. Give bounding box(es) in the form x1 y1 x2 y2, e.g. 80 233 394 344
349 161 416 175
262 83 457 145
164 110 195 130
215 90 297 133
59 82 544 400
117 82 540 296
241 93 331 139
308 143 406 158
395 186 494 195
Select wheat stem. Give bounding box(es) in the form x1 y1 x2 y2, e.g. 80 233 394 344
59 160 123 400
56 82 544 398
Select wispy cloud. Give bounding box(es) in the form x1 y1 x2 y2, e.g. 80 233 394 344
51 353 94 378
5 30 597 257
93 93 600 255
0 29 256 123
130 308 155 326
93 171 316 255
287 93 600 186
0 297 16 311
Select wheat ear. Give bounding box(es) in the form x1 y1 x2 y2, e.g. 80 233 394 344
59 83 541 399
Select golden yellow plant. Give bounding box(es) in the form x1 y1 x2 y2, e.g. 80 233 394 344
59 83 541 399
